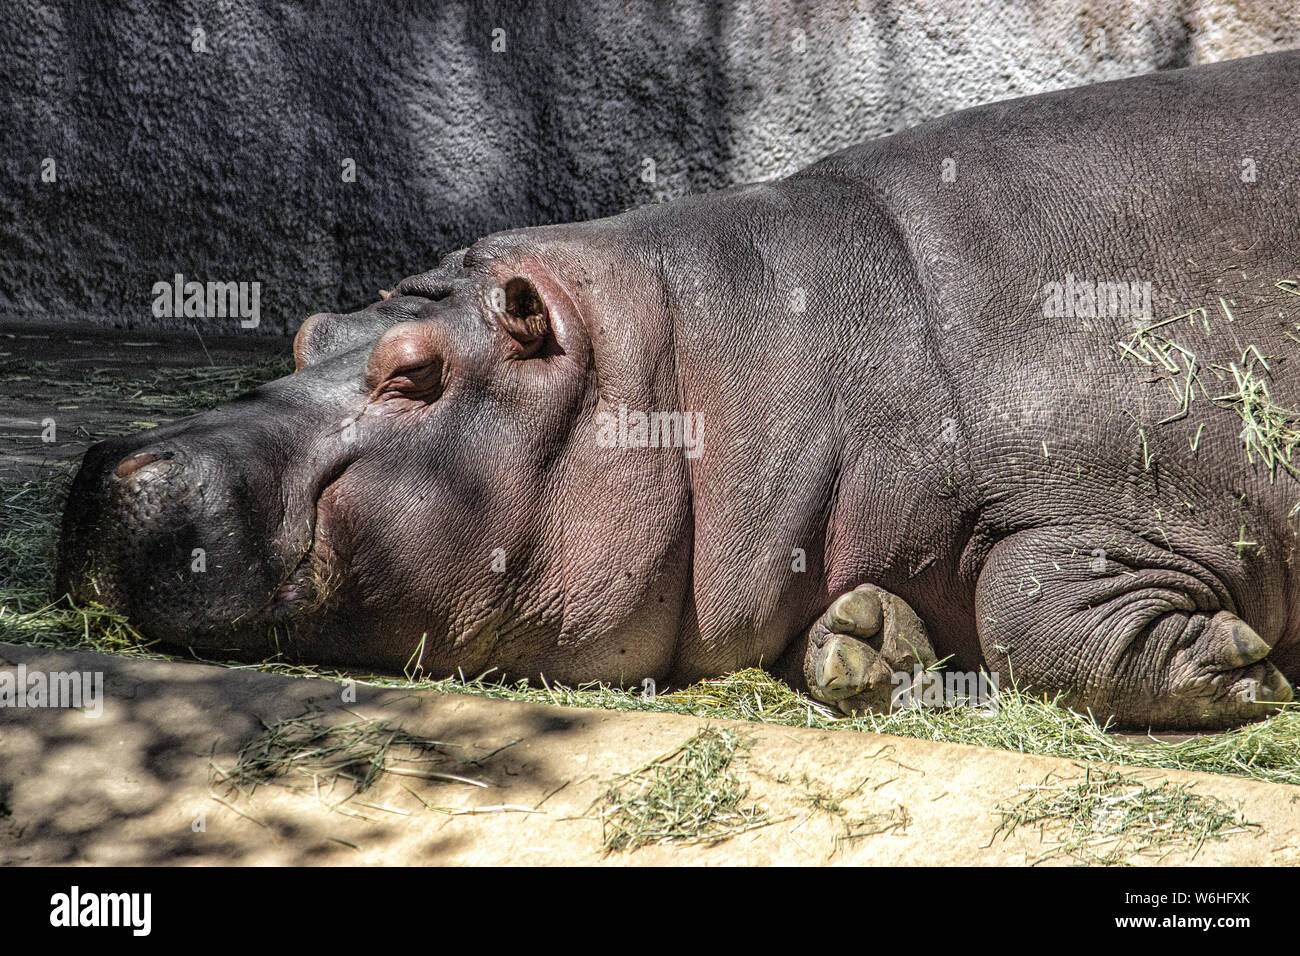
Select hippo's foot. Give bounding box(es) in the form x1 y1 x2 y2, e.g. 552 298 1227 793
1156 612 1294 725
798 584 937 716
975 525 1296 731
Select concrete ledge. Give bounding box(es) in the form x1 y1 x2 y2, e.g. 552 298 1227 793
1 643 1296 865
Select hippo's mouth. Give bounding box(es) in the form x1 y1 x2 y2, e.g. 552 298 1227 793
257 553 316 622
247 456 353 627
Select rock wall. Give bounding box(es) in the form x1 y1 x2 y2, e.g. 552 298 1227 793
1 0 1293 334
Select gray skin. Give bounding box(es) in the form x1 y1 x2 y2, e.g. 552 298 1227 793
59 51 1300 730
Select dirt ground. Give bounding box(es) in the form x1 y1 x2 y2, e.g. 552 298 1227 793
3 323 1298 866
0 322 280 480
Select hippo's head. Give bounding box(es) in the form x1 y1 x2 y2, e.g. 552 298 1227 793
57 235 694 682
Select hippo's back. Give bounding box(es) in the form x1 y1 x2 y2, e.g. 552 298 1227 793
791 51 1300 665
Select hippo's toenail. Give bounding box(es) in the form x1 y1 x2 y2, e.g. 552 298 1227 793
1224 620 1271 668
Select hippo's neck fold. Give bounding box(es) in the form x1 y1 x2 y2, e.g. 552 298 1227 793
560 178 972 677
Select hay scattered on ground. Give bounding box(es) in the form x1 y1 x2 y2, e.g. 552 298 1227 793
658 668 838 723
216 713 462 796
597 728 769 852
992 766 1257 865
408 670 1300 791
209 712 481 822
0 356 294 417
788 773 911 858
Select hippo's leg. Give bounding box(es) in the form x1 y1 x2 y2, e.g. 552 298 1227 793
974 526 1294 730
781 584 937 715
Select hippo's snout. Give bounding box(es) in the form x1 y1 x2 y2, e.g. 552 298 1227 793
57 430 304 649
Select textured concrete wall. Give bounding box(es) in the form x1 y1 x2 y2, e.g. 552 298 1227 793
1 1 1293 335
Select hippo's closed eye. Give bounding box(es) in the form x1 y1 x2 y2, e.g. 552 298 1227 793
392 272 456 300
365 321 450 403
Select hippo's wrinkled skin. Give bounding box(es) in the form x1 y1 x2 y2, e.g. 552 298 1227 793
60 52 1300 729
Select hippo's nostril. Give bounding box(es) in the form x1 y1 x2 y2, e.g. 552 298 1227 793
114 452 160 479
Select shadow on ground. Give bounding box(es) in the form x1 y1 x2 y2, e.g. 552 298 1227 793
0 643 591 864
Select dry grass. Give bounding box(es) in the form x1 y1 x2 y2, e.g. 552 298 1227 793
214 713 464 797
1211 351 1300 482
208 712 490 822
596 728 769 852
992 766 1257 865
1116 310 1204 424
658 668 838 723
1115 293 1300 502
789 773 911 857
0 356 294 416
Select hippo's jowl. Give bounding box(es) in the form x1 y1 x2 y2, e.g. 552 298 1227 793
60 52 1300 729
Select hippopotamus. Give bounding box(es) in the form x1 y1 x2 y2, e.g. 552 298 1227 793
58 51 1300 729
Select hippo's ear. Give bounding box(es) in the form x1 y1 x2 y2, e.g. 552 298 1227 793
493 276 552 358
